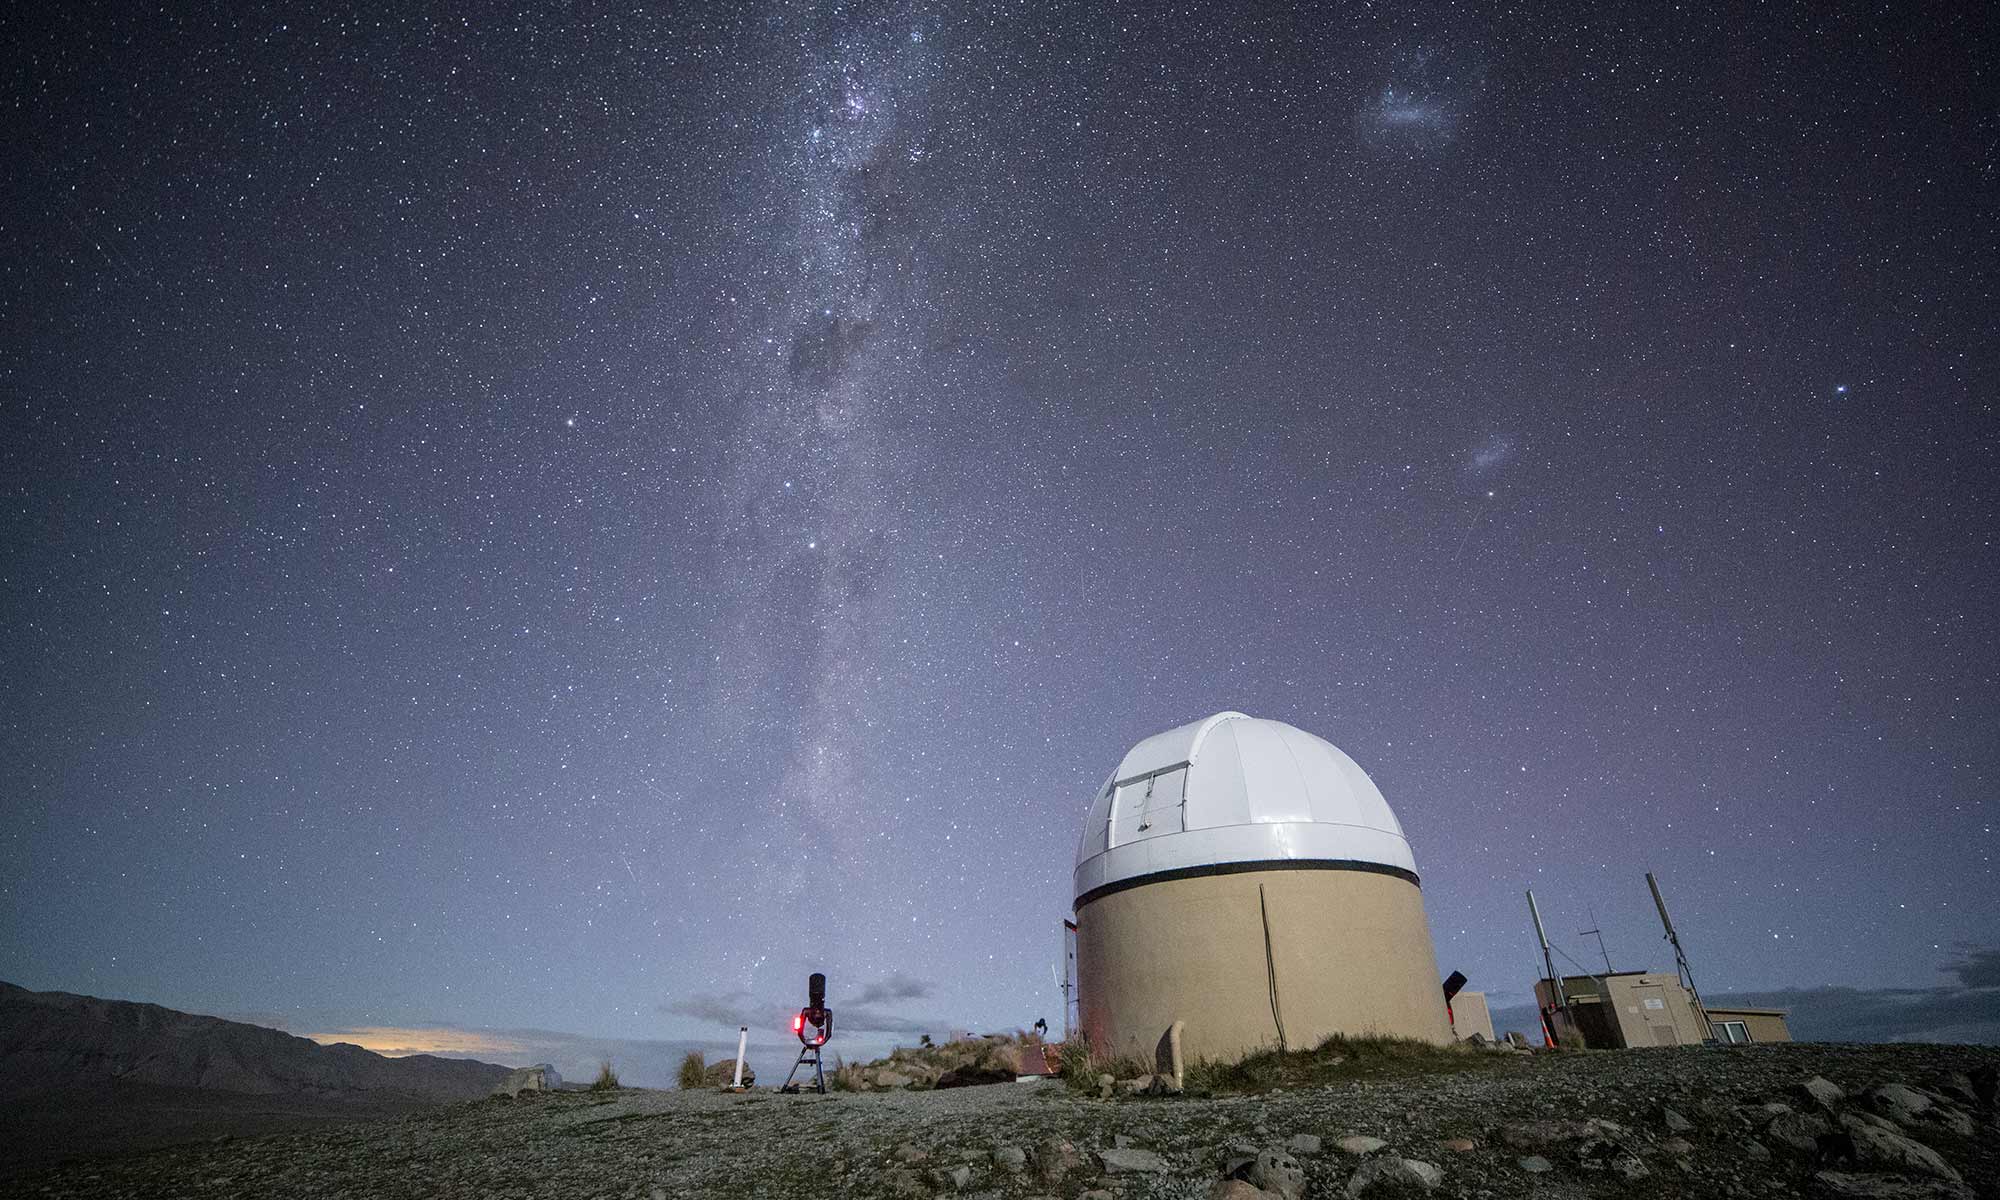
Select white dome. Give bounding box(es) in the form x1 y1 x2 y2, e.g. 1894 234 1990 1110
1073 712 1417 906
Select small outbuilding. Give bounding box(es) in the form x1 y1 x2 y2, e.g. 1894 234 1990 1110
1072 712 1451 1064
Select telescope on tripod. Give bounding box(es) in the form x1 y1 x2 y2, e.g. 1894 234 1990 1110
780 972 833 1094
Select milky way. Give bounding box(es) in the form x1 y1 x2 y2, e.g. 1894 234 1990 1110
3 4 1995 1065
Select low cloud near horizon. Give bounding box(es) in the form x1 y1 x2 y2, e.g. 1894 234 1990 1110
298 1022 779 1089
663 972 940 1036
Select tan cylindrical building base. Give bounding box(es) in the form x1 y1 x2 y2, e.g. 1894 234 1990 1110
1076 866 1451 1065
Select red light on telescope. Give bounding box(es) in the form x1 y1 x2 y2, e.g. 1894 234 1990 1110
792 1013 803 1033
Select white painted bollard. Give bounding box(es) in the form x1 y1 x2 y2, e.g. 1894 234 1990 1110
731 1026 748 1088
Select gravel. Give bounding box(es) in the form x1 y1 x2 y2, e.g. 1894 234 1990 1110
11 1042 1999 1198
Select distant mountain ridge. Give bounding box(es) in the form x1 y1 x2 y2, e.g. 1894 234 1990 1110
0 981 514 1102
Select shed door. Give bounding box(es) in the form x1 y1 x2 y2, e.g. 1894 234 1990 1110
1108 766 1188 847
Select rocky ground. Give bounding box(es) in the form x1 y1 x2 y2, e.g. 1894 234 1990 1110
10 1042 1997 1199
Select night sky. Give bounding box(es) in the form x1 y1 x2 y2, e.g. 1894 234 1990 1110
5 3 1996 1072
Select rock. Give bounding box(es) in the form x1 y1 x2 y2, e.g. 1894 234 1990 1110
492 1063 562 1097
1209 1182 1269 1200
940 1164 972 1190
1518 1155 1553 1173
1837 1115 1961 1182
1610 1153 1649 1181
1969 1064 1998 1108
893 1143 929 1164
1742 1140 1771 1162
993 1146 1026 1174
1437 1138 1475 1153
1811 1171 1973 1200
1499 1120 1589 1148
1113 1134 1135 1149
1097 1073 1115 1100
1098 1147 1168 1174
874 1069 913 1088
1345 1156 1441 1196
1662 1137 1694 1156
702 1058 754 1088
1662 1106 1694 1133
1080 1192 1115 1200
936 1063 1014 1089
883 1167 925 1198
1800 1076 1846 1111
1336 1135 1389 1156
1287 1134 1322 1155
1033 1138 1082 1186
1766 1111 1833 1155
1251 1147 1306 1200
1867 1083 1935 1128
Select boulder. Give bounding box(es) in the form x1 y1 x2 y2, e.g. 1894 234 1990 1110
1867 1083 1935 1128
1837 1115 1961 1182
936 1063 1014 1089
1033 1139 1082 1186
1436 1138 1475 1154
1336 1134 1390 1156
1208 1182 1271 1200
1661 1105 1694 1133
1517 1156 1553 1173
702 1059 753 1088
1499 1120 1590 1148
1345 1157 1441 1196
492 1063 562 1097
993 1147 1026 1174
871 1068 913 1088
1287 1133 1322 1155
1766 1111 1834 1156
1799 1076 1846 1111
1251 1147 1306 1200
1811 1172 1973 1200
1098 1147 1168 1174
1968 1064 1998 1108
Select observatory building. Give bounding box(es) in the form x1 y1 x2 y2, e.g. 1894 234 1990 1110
1072 712 1451 1063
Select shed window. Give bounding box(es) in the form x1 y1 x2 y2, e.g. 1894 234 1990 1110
1710 1020 1752 1044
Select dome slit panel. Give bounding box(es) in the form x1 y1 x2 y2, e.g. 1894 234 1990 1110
1188 720 1254 829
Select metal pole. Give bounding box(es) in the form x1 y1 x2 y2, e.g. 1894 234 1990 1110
1526 890 1566 1008
732 1026 748 1088
1646 872 1711 1036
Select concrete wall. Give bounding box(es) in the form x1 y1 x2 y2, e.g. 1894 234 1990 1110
1448 990 1494 1042
1075 867 1451 1064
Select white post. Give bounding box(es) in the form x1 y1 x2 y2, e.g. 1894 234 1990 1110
731 1026 748 1088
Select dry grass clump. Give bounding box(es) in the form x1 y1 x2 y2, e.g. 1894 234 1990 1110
590 1060 620 1091
677 1050 706 1090
1182 1033 1502 1096
1053 1033 1149 1092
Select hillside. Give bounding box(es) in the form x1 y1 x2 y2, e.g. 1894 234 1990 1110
12 1040 1998 1198
0 981 514 1172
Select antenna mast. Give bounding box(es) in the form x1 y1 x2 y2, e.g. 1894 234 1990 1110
1646 871 1710 1036
1580 907 1614 974
1526 889 1566 1047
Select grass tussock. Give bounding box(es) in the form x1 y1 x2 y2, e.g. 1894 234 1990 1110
677 1050 706 1090
591 1060 621 1091
1182 1033 1504 1096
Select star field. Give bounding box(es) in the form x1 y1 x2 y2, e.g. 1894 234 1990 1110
2 3 1995 1052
